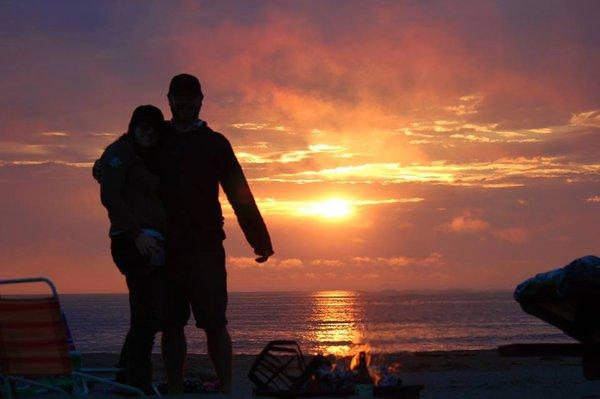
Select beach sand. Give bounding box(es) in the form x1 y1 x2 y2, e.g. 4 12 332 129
76 350 600 398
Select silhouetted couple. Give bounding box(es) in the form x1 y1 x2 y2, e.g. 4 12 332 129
94 74 274 394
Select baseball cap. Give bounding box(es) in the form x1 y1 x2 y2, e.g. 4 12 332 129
168 73 203 97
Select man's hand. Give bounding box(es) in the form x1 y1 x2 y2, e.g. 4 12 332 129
92 158 103 182
135 233 160 257
254 248 274 263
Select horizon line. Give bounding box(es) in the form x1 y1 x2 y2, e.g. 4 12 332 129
53 288 514 295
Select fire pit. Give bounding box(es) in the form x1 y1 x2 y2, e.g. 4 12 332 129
350 350 424 398
249 341 424 398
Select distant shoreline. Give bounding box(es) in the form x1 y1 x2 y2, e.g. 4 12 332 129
57 289 516 295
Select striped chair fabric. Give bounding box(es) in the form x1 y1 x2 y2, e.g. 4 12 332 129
0 297 72 376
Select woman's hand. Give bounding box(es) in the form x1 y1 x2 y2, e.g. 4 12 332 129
135 232 160 256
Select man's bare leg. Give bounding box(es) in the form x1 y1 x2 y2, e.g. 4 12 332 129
206 326 232 393
161 327 186 394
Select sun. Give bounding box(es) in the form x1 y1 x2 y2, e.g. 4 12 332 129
298 199 354 219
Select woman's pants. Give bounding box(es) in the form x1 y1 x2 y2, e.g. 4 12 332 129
111 234 164 392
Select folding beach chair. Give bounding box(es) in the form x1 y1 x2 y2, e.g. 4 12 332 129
0 277 146 397
498 281 600 380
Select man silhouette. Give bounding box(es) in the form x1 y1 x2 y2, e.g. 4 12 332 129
93 74 274 393
159 74 274 394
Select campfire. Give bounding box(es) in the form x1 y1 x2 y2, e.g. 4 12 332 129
346 350 422 398
248 340 422 398
349 350 404 387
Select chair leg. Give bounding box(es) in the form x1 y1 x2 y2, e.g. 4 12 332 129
3 375 69 396
71 372 89 396
72 371 145 396
151 382 162 396
2 376 13 399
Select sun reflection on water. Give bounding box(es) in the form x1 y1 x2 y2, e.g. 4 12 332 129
305 290 368 356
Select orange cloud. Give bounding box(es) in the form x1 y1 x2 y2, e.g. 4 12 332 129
350 253 444 267
227 256 303 270
571 110 600 128
493 227 530 244
440 212 490 233
252 157 600 186
309 259 344 267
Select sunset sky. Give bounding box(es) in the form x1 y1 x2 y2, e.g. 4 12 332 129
1 1 598 293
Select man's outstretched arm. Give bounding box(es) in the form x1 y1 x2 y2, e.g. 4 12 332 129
219 137 274 262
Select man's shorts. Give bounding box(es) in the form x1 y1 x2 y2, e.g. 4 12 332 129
163 245 228 330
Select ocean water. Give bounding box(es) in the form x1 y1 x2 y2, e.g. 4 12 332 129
60 291 573 356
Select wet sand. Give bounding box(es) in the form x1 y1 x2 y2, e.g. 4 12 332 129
78 350 600 398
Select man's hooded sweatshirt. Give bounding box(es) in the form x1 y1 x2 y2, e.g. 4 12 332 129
159 121 273 253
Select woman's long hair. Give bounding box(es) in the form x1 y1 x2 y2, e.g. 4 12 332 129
126 105 165 137
123 105 165 171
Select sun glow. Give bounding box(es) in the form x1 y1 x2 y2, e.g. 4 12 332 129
298 199 354 219
221 196 418 220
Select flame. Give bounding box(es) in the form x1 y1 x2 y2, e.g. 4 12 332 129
371 361 404 386
349 349 372 371
349 352 404 386
371 369 382 386
387 361 403 374
328 349 406 387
